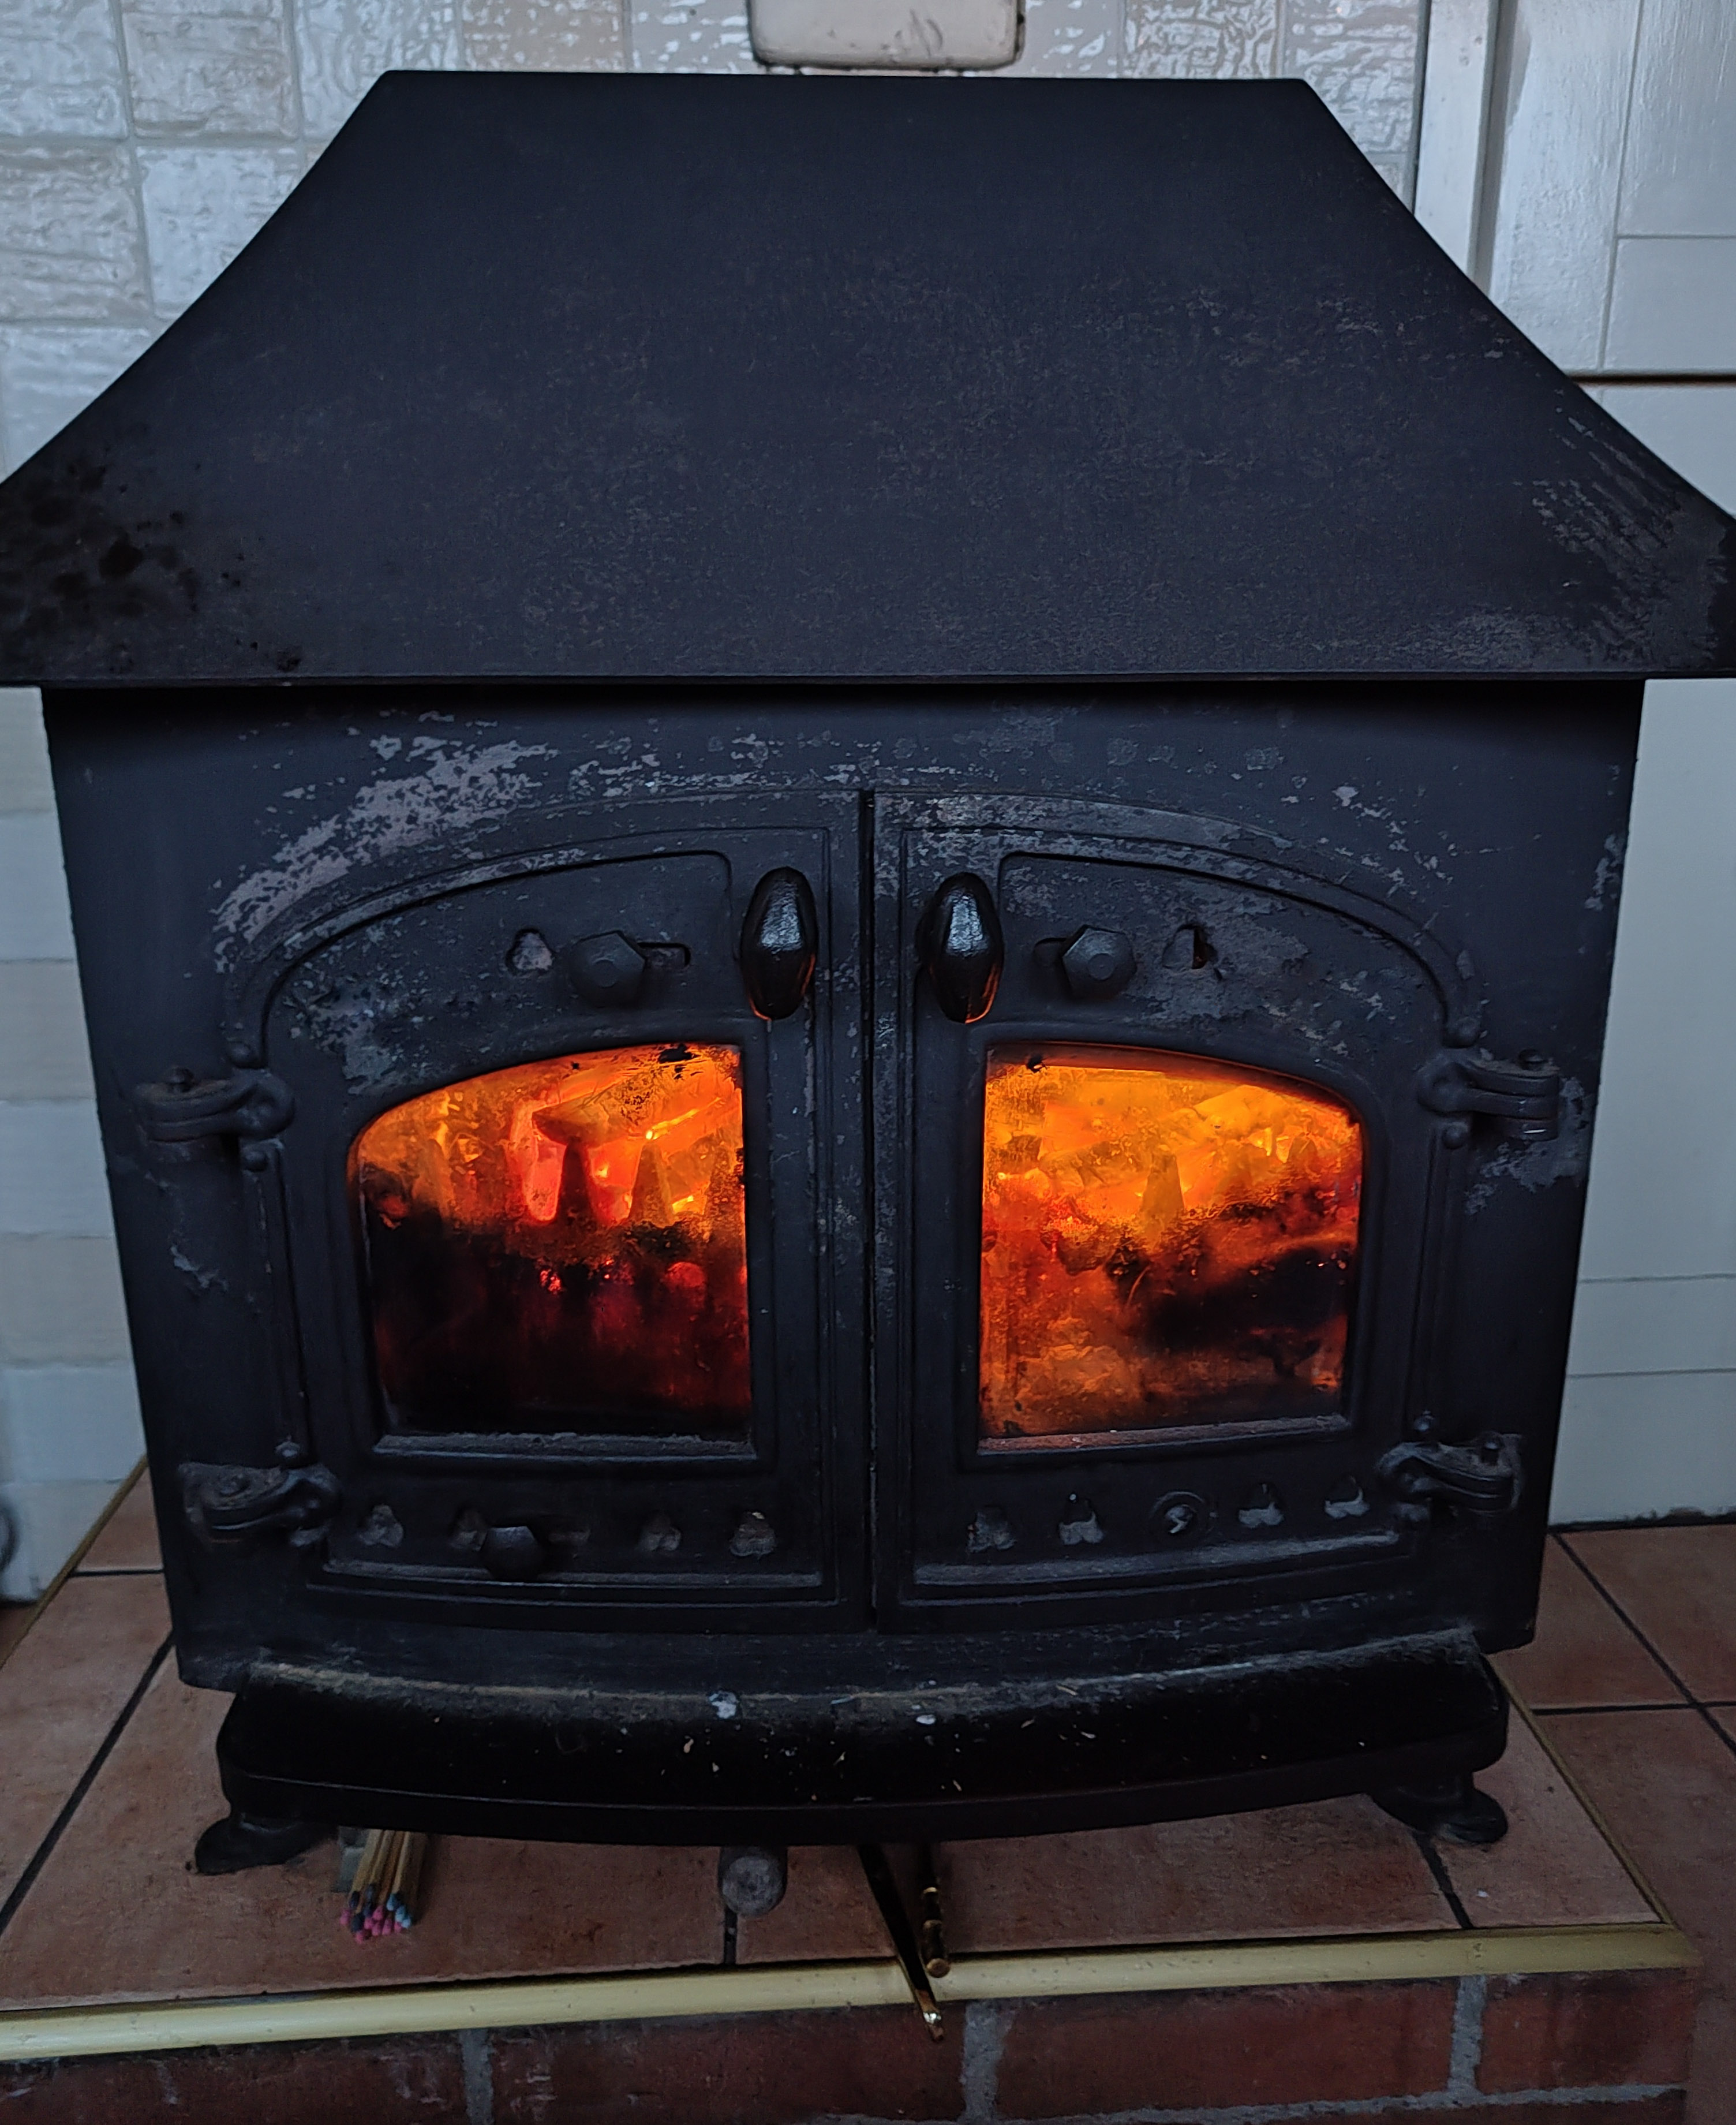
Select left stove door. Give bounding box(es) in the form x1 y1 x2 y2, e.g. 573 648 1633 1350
255 802 866 1627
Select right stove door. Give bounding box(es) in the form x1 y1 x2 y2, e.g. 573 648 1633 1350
873 794 1479 1627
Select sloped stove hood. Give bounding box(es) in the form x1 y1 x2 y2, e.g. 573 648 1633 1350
1 71 1733 691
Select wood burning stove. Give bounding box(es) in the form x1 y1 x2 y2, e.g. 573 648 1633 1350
3 73 1733 1874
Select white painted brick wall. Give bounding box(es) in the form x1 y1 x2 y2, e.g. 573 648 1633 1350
0 691 141 1599
0 0 1430 483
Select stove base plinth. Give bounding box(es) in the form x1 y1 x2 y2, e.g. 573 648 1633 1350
209 1627 1509 1847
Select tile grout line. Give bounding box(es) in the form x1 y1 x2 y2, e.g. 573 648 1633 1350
1409 1833 1472 1930
1532 1702 1695 1717
0 1634 172 1944
1554 1536 1736 1767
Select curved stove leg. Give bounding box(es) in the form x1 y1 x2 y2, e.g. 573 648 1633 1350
194 1807 328 1875
1371 1772 1509 1846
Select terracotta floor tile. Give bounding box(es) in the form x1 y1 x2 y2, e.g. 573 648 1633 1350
0 1575 169 1913
736 1844 891 1965
77 1470 160 1574
1495 1539 1684 1711
737 1796 1454 1966
1438 1717 1657 1928
1564 1527 1736 1702
942 1797 1456 1955
0 1663 723 2010
1537 1708 1736 2125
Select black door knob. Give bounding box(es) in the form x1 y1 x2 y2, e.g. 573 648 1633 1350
919 873 1004 1024
560 931 647 1007
481 1524 547 1580
740 868 818 1019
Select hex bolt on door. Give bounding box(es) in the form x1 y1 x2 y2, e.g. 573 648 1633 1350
1059 924 1137 1000
559 931 649 1007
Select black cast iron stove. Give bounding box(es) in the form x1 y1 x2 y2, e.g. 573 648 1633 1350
4 75 1734 1891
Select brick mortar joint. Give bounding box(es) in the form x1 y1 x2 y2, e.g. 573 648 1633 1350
459 2026 493 2125
987 2097 1683 2122
962 1996 1015 2123
1446 1971 1487 2100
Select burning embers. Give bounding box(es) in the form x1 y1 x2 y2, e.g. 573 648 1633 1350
979 1048 1361 1444
351 1044 751 1437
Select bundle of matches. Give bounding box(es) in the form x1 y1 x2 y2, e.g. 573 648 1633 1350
339 1828 427 1941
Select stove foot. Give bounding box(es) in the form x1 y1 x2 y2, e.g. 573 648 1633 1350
1370 1773 1509 1846
717 1844 788 1917
194 1807 329 1875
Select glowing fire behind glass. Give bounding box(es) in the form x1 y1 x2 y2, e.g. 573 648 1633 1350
979 1047 1362 1445
351 1044 750 1437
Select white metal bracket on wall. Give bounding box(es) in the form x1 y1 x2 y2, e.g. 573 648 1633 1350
749 0 1023 69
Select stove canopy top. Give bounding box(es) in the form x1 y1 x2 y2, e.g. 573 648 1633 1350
2 73 1734 691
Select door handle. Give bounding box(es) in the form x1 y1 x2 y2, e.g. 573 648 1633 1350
920 874 1004 1024
740 868 818 1019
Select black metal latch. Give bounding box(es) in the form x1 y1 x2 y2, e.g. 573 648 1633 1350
1378 1433 1522 1517
136 1067 294 1145
1417 1051 1561 1142
182 1461 340 1548
919 874 1004 1024
740 867 818 1019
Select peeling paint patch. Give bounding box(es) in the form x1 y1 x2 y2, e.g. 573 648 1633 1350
214 742 552 965
1585 834 1625 912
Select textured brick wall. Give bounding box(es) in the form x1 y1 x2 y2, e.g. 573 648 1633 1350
0 1967 1699 2122
0 0 1427 477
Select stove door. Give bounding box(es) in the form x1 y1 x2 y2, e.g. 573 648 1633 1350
873 795 1459 1628
261 798 866 1627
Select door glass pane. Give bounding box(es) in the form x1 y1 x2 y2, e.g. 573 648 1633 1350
352 1044 750 1438
980 1047 1361 1446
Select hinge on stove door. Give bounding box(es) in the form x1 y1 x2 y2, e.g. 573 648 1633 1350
135 1066 294 1146
182 1461 340 1548
1416 1051 1561 1143
1377 1433 1522 1519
